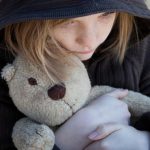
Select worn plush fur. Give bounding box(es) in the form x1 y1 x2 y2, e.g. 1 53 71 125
1 54 150 150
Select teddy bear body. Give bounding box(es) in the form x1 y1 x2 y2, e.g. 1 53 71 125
2 55 150 150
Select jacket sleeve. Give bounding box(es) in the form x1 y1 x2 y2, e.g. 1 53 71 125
139 35 150 96
0 45 24 149
134 112 150 131
53 145 61 150
134 35 150 131
0 78 25 149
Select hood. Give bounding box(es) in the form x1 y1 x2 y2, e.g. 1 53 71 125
0 0 149 27
0 0 149 39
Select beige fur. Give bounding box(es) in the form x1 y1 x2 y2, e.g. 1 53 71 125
1 54 150 150
145 0 150 9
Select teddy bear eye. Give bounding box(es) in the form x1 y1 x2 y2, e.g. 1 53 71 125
28 78 37 85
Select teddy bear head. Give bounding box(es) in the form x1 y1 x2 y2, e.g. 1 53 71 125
1 55 91 126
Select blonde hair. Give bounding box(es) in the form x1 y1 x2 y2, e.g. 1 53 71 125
102 12 137 62
4 12 136 82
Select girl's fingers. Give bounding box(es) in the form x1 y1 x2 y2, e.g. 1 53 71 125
88 123 122 141
106 89 128 99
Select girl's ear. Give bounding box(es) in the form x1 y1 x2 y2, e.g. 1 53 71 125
1 64 16 81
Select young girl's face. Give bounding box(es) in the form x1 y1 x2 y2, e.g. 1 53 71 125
53 12 116 61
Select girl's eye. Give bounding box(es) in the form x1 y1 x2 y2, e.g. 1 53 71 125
99 12 115 18
65 20 77 26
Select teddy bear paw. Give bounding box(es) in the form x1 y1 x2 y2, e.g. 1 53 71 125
12 118 55 150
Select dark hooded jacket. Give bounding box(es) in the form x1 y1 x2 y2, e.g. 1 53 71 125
0 0 150 150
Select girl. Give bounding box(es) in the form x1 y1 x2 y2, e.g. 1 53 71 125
0 0 150 150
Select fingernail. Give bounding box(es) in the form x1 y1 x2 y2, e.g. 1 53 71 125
88 131 99 139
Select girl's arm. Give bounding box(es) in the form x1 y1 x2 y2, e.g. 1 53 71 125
88 35 150 150
55 90 129 150
85 124 150 150
135 35 150 131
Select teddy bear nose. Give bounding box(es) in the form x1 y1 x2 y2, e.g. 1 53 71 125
48 84 66 100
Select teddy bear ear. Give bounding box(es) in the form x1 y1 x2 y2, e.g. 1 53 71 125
1 64 16 82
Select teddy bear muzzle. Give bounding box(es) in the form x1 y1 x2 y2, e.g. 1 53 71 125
48 84 66 100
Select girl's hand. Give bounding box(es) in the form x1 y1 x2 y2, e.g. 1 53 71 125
86 124 150 150
55 89 130 150
84 89 130 125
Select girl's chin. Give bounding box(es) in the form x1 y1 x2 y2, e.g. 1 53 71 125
76 53 94 61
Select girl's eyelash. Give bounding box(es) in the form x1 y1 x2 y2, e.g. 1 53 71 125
69 21 75 24
65 20 76 25
101 12 114 16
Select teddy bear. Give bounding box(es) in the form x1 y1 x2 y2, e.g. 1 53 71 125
1 54 150 150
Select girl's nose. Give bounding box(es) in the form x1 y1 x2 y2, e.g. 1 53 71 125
76 28 98 49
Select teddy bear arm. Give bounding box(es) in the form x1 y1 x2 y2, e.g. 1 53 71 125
89 85 150 121
12 117 55 150
124 91 150 118
87 85 115 104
